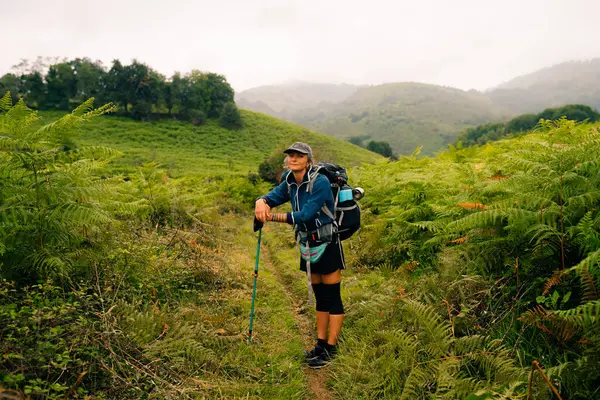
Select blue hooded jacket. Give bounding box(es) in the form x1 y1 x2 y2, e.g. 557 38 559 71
262 166 334 232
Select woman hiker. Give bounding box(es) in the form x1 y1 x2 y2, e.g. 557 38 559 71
254 142 346 369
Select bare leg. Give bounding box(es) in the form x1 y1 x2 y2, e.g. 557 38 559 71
311 273 328 340
316 312 329 340
328 315 345 345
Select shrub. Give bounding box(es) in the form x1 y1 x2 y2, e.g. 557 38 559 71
188 109 206 126
131 100 152 120
0 279 110 399
219 101 242 130
258 148 286 185
506 113 539 133
367 139 394 158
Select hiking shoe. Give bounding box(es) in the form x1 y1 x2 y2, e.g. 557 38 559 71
304 343 325 361
307 348 333 369
304 339 327 361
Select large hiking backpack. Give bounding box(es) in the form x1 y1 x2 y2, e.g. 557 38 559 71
307 162 362 240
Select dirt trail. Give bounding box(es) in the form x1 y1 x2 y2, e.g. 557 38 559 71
262 246 333 400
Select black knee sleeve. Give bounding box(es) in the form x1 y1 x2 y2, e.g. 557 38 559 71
312 283 330 312
323 282 344 315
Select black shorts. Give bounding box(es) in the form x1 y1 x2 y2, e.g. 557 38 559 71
300 235 346 275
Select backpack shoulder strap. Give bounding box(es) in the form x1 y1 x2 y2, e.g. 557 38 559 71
321 204 336 221
307 165 322 194
306 166 337 222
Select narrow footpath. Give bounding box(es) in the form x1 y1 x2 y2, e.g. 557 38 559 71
261 241 333 400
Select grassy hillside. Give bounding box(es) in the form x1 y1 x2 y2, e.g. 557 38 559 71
487 58 600 113
39 108 382 177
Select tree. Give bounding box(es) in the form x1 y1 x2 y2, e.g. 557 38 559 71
123 60 149 118
178 72 203 119
113 60 165 120
146 69 166 114
347 135 372 148
45 62 77 109
163 81 176 116
219 101 242 130
367 140 394 158
203 72 235 118
3 56 239 123
506 113 539 133
347 136 365 147
456 122 506 147
20 72 46 109
0 74 21 102
179 70 235 119
169 73 186 115
70 58 107 103
539 104 600 123
106 59 129 112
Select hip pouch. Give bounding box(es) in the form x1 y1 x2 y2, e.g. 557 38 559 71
300 242 328 263
297 223 335 263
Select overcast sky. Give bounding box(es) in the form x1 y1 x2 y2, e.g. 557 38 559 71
2 0 599 92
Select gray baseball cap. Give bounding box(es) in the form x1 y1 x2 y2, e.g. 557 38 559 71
283 142 312 157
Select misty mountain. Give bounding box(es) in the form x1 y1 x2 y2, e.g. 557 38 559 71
237 82 509 155
235 81 361 117
487 59 600 114
235 59 600 156
296 83 511 155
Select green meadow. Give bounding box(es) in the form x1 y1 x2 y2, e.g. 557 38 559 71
33 110 382 178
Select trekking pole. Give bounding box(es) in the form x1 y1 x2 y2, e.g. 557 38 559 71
248 227 262 344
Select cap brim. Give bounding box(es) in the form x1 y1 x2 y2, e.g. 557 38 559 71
283 149 308 154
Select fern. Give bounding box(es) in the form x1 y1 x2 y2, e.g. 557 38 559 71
0 98 122 282
0 91 12 113
342 297 528 399
543 271 564 295
352 118 600 399
555 300 600 325
581 269 600 302
565 247 600 276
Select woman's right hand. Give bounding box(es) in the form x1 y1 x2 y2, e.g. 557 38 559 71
255 198 271 223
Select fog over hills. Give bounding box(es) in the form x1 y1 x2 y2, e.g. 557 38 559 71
235 81 361 115
236 59 600 155
487 58 600 113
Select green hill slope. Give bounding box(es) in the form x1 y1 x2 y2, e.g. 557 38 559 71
44 109 382 177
